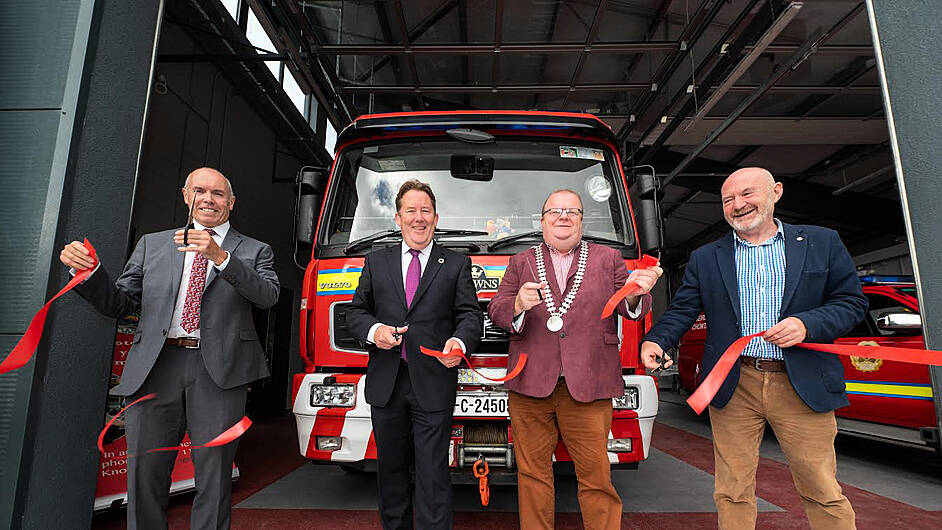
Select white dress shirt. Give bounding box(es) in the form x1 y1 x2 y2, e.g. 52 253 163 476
168 221 231 339
366 241 467 353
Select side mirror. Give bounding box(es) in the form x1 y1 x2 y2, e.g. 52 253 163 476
875 312 922 331
630 168 663 256
294 167 327 267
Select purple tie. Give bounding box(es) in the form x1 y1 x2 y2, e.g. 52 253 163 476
402 248 422 361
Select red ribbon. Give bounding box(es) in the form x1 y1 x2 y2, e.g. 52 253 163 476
97 391 252 454
98 393 156 453
600 254 660 319
146 416 253 454
686 332 942 415
420 346 528 382
0 239 98 375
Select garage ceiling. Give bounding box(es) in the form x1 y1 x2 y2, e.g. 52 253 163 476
244 0 901 259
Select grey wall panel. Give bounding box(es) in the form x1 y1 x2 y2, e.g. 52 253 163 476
867 0 942 444
0 111 60 332
0 337 29 509
0 2 81 109
6 0 164 527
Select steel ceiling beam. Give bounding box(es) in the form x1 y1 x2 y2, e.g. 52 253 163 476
314 42 871 55
562 0 608 109
621 0 676 86
458 0 470 106
492 0 503 94
785 3 870 117
633 0 770 159
615 0 728 143
795 142 889 181
338 83 880 94
531 0 564 110
274 0 356 124
664 28 827 185
354 0 458 84
670 172 905 234
682 1 804 132
392 0 425 109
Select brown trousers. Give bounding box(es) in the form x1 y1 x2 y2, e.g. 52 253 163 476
709 363 856 530
508 381 622 530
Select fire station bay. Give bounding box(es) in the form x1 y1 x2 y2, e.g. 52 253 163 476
4 1 942 529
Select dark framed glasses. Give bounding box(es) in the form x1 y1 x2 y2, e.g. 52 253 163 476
541 207 584 219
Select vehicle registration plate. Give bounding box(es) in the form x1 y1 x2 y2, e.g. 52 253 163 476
454 393 508 416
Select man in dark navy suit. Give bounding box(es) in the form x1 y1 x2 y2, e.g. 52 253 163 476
641 167 866 530
345 179 483 530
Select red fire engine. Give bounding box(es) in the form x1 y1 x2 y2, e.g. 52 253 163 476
676 275 940 451
290 111 663 480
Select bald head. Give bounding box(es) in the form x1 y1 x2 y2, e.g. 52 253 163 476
720 167 782 243
185 167 233 196
722 167 774 195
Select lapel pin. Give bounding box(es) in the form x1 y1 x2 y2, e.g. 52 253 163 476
438 257 445 264
796 236 804 241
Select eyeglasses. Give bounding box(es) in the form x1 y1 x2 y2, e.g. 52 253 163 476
542 207 584 219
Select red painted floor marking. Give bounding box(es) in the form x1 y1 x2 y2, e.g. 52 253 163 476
652 421 942 528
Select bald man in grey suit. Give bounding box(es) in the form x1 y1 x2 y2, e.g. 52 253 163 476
61 168 279 530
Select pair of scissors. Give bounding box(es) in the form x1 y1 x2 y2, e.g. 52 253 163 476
392 322 409 341
651 352 671 373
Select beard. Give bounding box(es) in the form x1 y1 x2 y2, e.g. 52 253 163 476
726 197 775 233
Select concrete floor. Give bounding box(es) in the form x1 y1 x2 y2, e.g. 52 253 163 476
92 390 942 529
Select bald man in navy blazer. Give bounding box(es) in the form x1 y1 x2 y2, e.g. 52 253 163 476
641 168 866 529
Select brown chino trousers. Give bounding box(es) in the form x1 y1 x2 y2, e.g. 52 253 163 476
508 381 622 530
708 363 856 529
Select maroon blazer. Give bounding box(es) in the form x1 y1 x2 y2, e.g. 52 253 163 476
489 242 652 402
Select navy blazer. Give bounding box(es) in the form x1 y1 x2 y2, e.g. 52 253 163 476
644 223 867 412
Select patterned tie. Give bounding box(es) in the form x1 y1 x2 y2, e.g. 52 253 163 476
180 228 216 334
402 248 422 361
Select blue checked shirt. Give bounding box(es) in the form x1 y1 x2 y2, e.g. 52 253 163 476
734 220 786 359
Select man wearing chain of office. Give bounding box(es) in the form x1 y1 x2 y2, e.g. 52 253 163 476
488 188 663 529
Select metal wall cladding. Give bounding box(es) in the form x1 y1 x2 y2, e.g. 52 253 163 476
0 111 60 332
0 2 81 109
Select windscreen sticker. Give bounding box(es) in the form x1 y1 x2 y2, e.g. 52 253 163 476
471 264 506 293
317 268 362 296
560 146 605 161
377 159 406 171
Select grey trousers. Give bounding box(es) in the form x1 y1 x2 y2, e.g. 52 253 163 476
124 345 247 530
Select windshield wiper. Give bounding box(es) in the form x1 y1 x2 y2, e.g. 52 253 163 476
435 228 489 238
344 229 400 254
487 231 629 252
487 230 543 251
343 228 490 254
580 233 629 248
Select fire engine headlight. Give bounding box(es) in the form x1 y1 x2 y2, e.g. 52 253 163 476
316 436 342 451
607 438 633 453
612 386 639 410
310 383 356 407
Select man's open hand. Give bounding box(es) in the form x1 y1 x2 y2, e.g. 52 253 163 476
438 338 463 368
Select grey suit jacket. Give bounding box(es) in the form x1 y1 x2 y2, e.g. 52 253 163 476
74 227 280 396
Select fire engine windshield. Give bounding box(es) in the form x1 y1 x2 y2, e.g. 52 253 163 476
319 138 635 253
